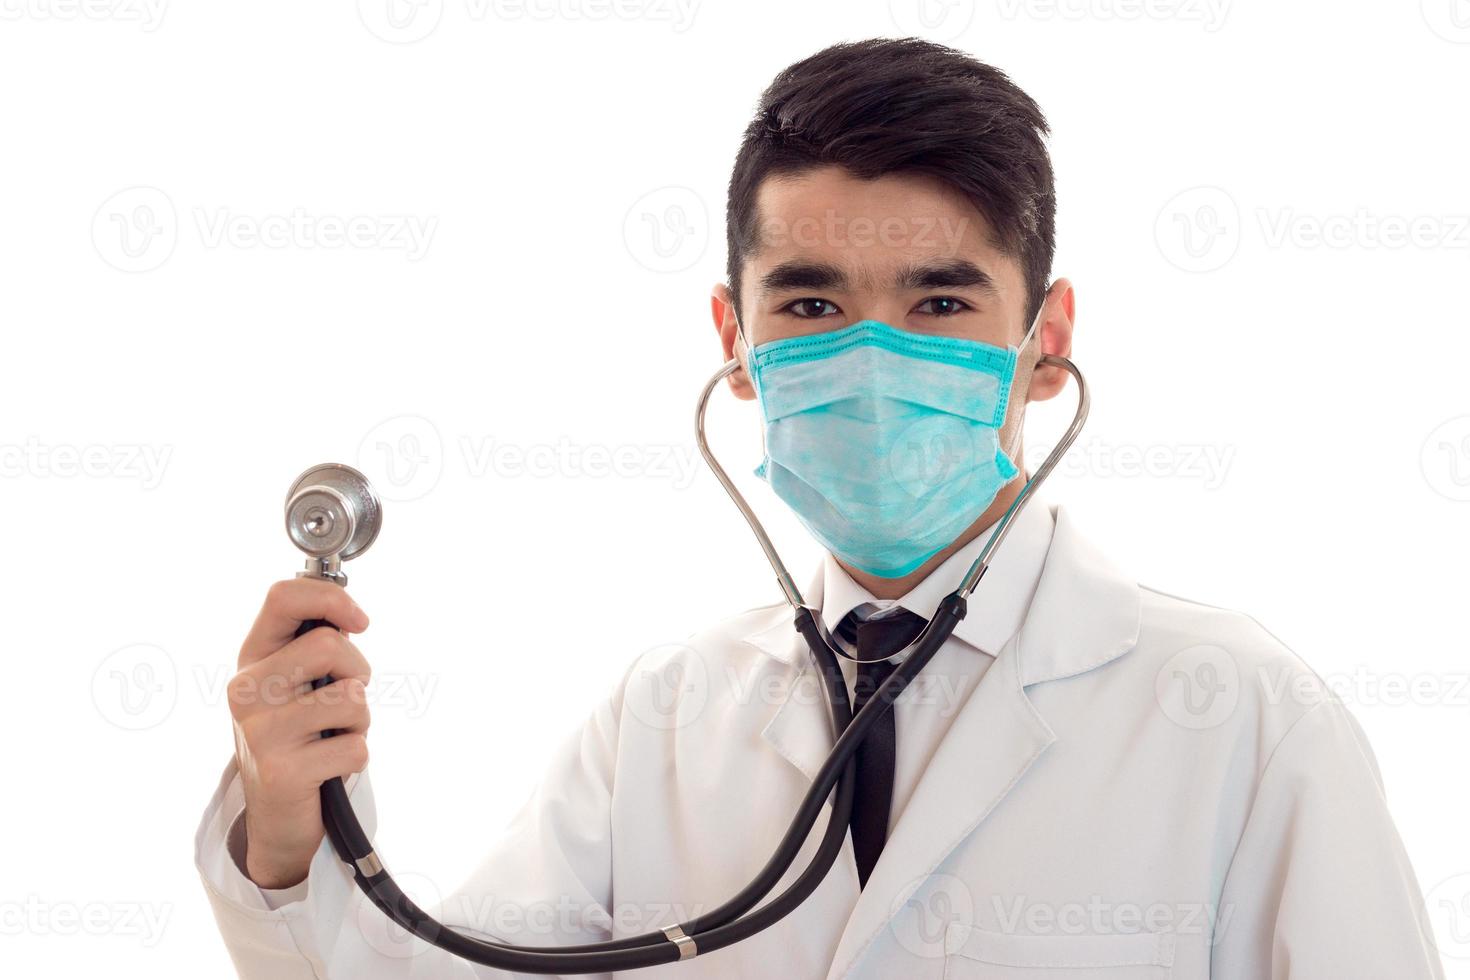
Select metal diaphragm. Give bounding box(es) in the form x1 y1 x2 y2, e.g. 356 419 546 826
284 462 383 561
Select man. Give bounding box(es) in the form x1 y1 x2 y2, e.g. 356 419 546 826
196 38 1444 978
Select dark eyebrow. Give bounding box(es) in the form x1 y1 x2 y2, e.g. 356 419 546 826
895 259 999 294
756 258 999 296
757 260 849 295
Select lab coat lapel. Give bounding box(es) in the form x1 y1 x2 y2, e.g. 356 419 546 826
824 506 1142 979
748 567 840 786
756 636 834 785
821 632 1053 978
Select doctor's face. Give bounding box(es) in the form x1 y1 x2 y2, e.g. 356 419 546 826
710 164 1075 427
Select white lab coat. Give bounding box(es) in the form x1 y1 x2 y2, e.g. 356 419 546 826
195 505 1444 978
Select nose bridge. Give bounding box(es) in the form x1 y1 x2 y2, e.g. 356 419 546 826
842 271 909 328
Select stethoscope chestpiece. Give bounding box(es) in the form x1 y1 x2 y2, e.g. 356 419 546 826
284 462 383 584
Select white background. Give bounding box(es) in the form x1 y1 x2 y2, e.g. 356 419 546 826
2 0 1468 976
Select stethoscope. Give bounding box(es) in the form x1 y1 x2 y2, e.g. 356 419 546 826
280 349 1088 973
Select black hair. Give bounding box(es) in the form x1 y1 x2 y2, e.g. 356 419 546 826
726 38 1056 327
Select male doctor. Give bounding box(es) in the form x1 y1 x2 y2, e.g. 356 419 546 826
196 38 1444 979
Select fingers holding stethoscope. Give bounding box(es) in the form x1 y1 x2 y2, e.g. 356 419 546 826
227 579 375 889
229 578 374 746
294 726 371 786
231 625 371 721
246 621 372 688
237 576 370 668
245 676 373 742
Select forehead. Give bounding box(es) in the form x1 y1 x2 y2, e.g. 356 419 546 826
746 165 1022 296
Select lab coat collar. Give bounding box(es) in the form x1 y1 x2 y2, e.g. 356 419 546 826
813 496 1055 660
740 503 1141 688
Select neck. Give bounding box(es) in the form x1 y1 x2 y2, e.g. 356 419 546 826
837 476 1027 600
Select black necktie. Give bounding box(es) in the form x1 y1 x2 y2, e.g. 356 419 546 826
835 606 928 889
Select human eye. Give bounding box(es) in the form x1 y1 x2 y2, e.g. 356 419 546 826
912 296 972 317
781 298 842 319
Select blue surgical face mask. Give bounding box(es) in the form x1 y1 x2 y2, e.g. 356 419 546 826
746 309 1040 579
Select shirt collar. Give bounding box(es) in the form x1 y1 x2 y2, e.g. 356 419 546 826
809 496 1056 658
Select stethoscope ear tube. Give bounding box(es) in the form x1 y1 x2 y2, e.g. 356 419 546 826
293 618 380 875
288 523 876 968
308 594 961 971
305 594 871 969
290 349 1085 972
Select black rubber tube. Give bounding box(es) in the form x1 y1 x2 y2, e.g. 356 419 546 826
301 594 967 971
295 618 370 868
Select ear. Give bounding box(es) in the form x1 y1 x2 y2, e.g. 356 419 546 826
711 283 755 401
1025 279 1076 404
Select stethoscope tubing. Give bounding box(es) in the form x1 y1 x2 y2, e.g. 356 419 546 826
301 351 1087 971
306 605 867 970
309 597 962 971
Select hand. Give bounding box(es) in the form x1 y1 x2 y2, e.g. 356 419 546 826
229 577 372 889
